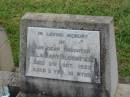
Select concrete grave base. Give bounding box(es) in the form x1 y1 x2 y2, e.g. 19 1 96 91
16 84 130 97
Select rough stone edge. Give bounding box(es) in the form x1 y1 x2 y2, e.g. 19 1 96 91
109 19 118 97
21 12 113 24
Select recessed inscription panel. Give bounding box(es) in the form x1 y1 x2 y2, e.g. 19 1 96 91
26 27 100 83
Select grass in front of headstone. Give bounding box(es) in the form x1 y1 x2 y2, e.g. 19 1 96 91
0 0 130 77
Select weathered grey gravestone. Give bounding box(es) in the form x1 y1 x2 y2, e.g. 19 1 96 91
0 27 14 71
20 13 118 97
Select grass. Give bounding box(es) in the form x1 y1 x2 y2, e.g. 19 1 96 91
0 0 130 77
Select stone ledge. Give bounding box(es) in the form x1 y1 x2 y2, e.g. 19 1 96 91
16 84 130 97
22 13 113 24
0 71 129 97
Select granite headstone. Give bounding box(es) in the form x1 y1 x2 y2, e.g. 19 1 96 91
20 13 118 97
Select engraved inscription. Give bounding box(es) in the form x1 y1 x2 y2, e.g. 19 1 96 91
26 27 100 83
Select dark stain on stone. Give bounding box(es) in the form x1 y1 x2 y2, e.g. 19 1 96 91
30 40 37 56
56 91 63 97
74 87 85 97
93 84 102 97
80 26 84 30
64 90 71 97
58 55 64 76
24 81 39 94
8 86 20 97
94 58 100 83
105 89 110 97
45 85 53 97
44 47 48 57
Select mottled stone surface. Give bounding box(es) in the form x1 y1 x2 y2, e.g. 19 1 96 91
0 27 14 71
16 84 130 97
0 71 128 97
20 13 118 97
26 27 100 83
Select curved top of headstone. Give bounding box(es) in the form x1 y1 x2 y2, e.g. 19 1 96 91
21 13 113 24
